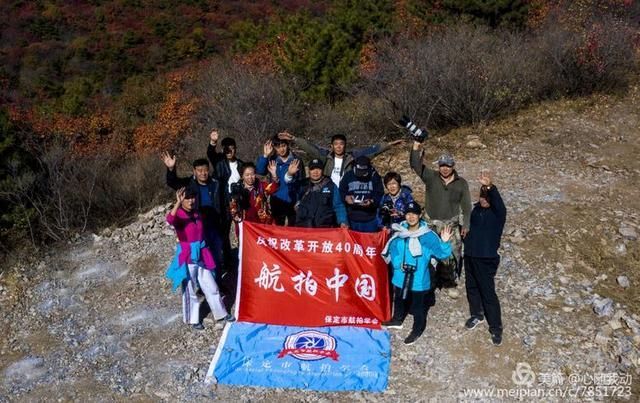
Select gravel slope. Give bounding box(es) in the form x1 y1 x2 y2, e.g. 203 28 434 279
1 87 639 401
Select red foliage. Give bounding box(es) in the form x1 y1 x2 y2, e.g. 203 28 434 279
359 41 379 78
234 43 279 73
393 0 437 37
132 68 200 155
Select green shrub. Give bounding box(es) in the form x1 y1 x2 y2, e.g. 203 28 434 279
231 1 395 102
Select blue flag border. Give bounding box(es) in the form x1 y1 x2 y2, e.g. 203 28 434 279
205 321 233 384
206 322 390 392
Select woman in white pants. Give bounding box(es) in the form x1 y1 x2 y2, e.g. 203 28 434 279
182 263 229 327
166 188 235 329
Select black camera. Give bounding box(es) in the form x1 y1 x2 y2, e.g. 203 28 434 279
229 182 248 210
402 263 417 274
401 263 417 300
380 200 395 226
399 115 428 143
230 182 243 197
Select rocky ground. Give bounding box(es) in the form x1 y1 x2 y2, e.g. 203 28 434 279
1 86 639 401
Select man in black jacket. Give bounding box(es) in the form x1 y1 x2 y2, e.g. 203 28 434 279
295 158 348 228
207 132 243 249
206 129 243 201
205 129 243 307
462 171 507 346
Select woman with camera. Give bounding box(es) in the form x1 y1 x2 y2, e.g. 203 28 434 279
381 202 453 345
379 172 415 229
229 161 280 231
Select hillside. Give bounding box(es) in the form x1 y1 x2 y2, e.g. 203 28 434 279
3 0 638 262
1 85 639 400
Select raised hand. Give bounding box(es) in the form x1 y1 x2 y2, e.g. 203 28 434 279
440 225 453 242
478 170 492 187
267 160 278 178
263 140 273 157
278 131 295 141
161 151 176 170
210 129 219 145
287 159 301 176
176 187 186 204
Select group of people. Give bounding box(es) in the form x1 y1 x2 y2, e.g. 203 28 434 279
161 128 507 347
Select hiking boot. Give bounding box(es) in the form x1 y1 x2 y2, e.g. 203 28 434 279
465 317 485 330
219 313 236 323
404 332 420 345
382 319 404 330
192 323 205 330
491 333 502 346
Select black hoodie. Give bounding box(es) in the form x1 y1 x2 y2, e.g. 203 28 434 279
463 186 507 258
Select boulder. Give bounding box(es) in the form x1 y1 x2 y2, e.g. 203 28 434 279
619 226 637 240
592 297 614 317
616 276 630 288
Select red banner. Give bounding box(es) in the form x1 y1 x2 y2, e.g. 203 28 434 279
236 222 391 329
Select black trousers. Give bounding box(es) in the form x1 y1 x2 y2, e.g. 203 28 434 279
387 263 395 317
392 286 436 336
464 255 502 335
270 197 296 226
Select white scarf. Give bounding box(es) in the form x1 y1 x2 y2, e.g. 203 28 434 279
381 222 431 263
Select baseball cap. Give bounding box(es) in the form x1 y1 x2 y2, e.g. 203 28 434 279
309 158 324 170
437 153 455 167
354 155 371 178
405 201 422 215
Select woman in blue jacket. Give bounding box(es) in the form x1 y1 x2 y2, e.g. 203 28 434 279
382 202 453 345
379 172 414 229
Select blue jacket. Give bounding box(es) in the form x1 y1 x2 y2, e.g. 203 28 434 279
384 221 452 291
464 186 507 258
379 185 414 227
256 153 304 204
166 241 206 292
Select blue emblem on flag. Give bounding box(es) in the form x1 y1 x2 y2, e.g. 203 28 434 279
278 330 338 361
